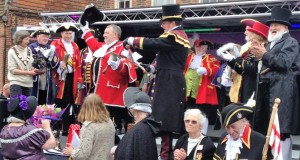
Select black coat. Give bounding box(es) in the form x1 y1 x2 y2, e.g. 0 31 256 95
172 134 216 160
258 33 300 134
228 53 258 103
132 26 190 133
114 116 161 160
214 129 273 160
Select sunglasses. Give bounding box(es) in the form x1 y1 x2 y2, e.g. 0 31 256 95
184 119 197 125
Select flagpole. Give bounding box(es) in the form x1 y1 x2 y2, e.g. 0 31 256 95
262 98 280 160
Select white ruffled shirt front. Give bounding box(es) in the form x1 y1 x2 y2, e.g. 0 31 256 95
225 134 243 160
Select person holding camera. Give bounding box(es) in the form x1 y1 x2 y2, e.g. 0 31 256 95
29 28 59 105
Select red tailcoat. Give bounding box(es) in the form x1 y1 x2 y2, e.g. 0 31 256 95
184 53 220 105
84 31 137 107
51 39 83 104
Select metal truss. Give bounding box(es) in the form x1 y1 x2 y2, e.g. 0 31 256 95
40 0 300 26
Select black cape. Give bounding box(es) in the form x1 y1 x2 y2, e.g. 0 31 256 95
114 116 161 160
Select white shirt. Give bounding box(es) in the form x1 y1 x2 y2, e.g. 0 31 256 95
189 54 204 69
62 39 74 58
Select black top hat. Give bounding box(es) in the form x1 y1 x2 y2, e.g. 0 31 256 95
161 4 182 21
221 103 253 127
79 4 105 26
123 87 152 114
8 95 38 121
267 7 291 27
56 23 78 33
31 28 50 38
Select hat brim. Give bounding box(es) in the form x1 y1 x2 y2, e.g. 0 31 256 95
80 5 105 26
31 30 50 38
267 20 291 27
240 18 258 27
222 103 253 127
56 25 78 33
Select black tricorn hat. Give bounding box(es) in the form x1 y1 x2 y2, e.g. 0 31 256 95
56 23 79 33
31 28 50 38
161 4 182 21
221 103 253 127
8 96 38 121
79 4 105 26
267 7 291 27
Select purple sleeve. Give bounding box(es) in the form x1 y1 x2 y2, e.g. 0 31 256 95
29 129 50 148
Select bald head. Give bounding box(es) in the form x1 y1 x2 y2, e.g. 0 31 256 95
2 83 10 98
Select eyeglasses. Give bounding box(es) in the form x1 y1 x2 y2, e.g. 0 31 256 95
184 119 197 125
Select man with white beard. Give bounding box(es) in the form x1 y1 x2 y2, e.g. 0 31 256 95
251 7 300 159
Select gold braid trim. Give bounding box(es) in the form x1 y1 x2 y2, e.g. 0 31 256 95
160 32 190 48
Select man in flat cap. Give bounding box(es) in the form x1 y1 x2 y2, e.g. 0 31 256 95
250 7 300 159
123 4 190 159
184 39 220 125
29 28 59 105
51 23 83 136
79 4 137 135
213 103 272 160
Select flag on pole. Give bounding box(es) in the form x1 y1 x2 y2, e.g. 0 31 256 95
269 111 283 160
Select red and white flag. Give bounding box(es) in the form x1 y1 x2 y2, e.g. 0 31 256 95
269 111 283 160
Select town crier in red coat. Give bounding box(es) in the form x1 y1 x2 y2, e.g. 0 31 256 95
184 39 220 124
51 23 83 136
81 21 136 134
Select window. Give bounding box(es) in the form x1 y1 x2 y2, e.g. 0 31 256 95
115 0 131 9
151 0 176 6
202 0 225 3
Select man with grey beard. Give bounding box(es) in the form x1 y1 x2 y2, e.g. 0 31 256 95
251 7 299 159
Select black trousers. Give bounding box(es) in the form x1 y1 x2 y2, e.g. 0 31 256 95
107 106 133 131
254 82 271 135
54 73 77 136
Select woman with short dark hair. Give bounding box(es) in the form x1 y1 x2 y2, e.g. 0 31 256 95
8 30 38 97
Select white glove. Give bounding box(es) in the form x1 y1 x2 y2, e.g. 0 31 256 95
41 48 50 58
43 45 56 60
232 45 240 58
80 21 90 38
220 51 235 61
108 58 120 70
196 67 207 75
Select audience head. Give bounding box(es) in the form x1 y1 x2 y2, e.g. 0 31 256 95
31 28 50 45
77 93 110 123
221 103 253 140
104 24 121 44
2 83 10 98
56 23 78 43
7 95 38 122
194 39 212 55
123 87 152 123
160 4 183 32
13 30 30 47
241 19 269 43
184 109 206 134
267 8 291 42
